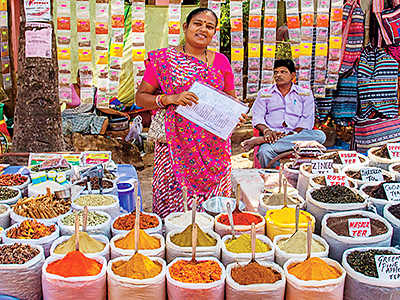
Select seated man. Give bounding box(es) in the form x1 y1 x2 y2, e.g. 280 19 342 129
242 59 326 168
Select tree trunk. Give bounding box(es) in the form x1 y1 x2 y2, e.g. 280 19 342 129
12 0 64 158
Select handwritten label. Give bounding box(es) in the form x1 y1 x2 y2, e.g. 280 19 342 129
360 168 384 182
387 143 400 159
325 173 349 186
375 255 400 280
339 151 360 165
348 218 371 237
384 183 400 201
311 159 334 174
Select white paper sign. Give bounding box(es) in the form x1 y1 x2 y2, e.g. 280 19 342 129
384 183 400 201
25 23 52 58
325 173 349 186
175 82 249 141
348 218 371 238
311 159 334 174
360 168 384 182
24 0 51 22
375 255 400 280
339 151 360 165
387 143 400 160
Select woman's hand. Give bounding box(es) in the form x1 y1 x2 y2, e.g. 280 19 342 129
164 91 199 106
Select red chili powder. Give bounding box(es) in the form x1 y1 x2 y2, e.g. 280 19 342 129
218 212 262 226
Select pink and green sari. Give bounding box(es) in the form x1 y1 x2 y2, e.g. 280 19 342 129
147 47 231 218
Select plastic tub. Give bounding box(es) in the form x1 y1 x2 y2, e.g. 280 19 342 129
117 182 135 212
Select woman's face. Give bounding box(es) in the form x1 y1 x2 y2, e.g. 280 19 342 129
183 12 217 48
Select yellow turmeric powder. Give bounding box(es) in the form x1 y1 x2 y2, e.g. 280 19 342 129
114 229 161 250
112 253 162 279
287 257 342 281
170 223 216 247
225 234 270 253
267 207 313 224
54 232 105 254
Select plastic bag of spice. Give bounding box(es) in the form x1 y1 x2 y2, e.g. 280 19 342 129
166 230 222 264
0 186 21 205
50 234 110 261
42 255 107 300
111 212 163 237
107 256 166 300
273 233 329 267
166 257 226 300
321 210 393 262
383 203 400 246
0 203 10 229
58 210 112 239
368 147 400 170
164 212 214 235
225 261 286 300
0 244 45 300
72 194 120 218
342 247 400 300
2 223 60 257
221 235 275 267
258 193 305 217
214 212 266 237
342 165 396 187
283 257 346 300
110 233 165 260
10 207 71 226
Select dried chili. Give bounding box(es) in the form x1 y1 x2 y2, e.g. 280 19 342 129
113 212 159 230
218 212 262 226
169 260 221 283
0 174 28 186
7 219 56 239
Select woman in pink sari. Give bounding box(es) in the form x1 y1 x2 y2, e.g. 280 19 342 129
136 8 242 218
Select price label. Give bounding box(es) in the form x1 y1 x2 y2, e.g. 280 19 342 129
61 154 81 166
384 183 400 201
325 173 349 186
348 218 371 238
83 151 111 166
387 143 400 159
339 151 360 165
311 159 334 174
375 255 400 280
360 168 384 182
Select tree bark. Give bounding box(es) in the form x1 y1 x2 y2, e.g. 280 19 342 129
12 0 64 157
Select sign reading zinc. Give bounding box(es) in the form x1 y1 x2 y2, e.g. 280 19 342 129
311 159 334 174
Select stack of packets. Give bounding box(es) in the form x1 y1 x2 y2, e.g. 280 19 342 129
230 0 244 100
132 0 145 93
286 0 301 79
246 0 262 96
168 0 181 47
290 140 326 169
95 0 110 108
0 0 10 90
208 1 222 53
56 0 72 103
261 0 278 90
108 0 125 97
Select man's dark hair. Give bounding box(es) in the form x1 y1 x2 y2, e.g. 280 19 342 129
186 8 218 26
274 59 296 73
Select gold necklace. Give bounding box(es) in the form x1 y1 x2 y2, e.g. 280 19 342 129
182 44 208 66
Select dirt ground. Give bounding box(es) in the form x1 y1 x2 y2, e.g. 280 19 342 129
137 123 255 212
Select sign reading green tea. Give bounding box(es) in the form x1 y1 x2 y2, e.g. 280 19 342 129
375 255 400 280
360 168 384 182
384 183 400 201
311 159 333 174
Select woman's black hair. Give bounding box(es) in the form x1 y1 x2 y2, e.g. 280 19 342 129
274 59 296 73
186 8 218 26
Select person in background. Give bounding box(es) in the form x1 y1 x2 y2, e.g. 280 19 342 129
62 71 130 135
241 59 326 168
136 8 245 218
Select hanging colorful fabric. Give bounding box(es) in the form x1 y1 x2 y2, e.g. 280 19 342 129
331 72 358 124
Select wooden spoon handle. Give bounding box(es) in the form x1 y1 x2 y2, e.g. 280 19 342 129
295 204 300 233
182 186 188 213
283 179 288 208
82 206 88 232
226 202 236 239
307 221 312 260
192 223 197 262
279 163 283 193
134 197 140 254
192 195 197 224
251 222 256 262
75 213 79 251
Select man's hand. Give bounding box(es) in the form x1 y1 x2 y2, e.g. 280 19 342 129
263 129 286 144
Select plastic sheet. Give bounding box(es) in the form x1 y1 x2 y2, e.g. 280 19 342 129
111 212 163 237
221 234 274 267
283 257 346 300
107 256 166 300
166 257 225 300
0 187 21 205
50 234 110 261
0 244 45 300
164 212 214 235
214 212 265 237
342 247 400 300
110 233 165 260
42 255 107 300
166 230 222 264
258 193 305 217
368 147 400 170
10 208 71 226
383 203 400 246
321 210 393 262
2 224 60 257
225 261 285 300
72 194 120 218
57 210 112 238
0 203 10 229
273 233 329 266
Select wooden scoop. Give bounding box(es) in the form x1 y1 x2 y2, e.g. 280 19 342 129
226 202 236 240
134 197 141 254
86 175 92 195
191 194 197 224
189 223 198 265
283 179 288 208
306 221 312 260
247 222 257 266
182 186 188 213
291 204 300 238
233 183 241 214
134 181 139 207
266 164 285 205
82 206 88 232
75 213 80 251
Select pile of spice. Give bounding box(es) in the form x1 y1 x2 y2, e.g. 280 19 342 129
312 176 355 188
231 262 281 285
372 145 390 159
0 204 7 214
267 207 312 224
345 169 390 181
12 191 71 219
61 211 108 227
31 163 70 173
0 243 40 264
393 165 400 173
77 177 113 190
168 212 211 227
54 232 105 254
170 223 216 247
346 249 396 277
218 212 262 226
0 186 19 200
388 203 400 219
319 152 342 164
362 181 397 199
169 259 222 283
112 253 162 279
114 229 161 250
7 219 56 239
277 231 325 254
327 214 388 237
113 212 159 231
46 251 103 277
0 174 28 186
287 257 342 280
310 185 364 204
262 193 300 206
225 234 270 253
74 194 116 206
